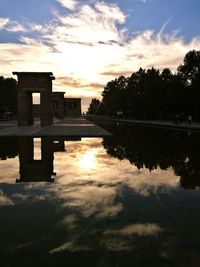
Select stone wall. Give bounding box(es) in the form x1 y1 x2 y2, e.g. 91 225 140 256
52 92 65 119
64 98 81 117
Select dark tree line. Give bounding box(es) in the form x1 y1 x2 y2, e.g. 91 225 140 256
0 76 18 119
87 50 200 121
0 137 18 160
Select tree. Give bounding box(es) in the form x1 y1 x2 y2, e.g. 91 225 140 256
87 98 101 115
126 68 146 118
178 50 200 84
177 50 200 120
0 76 18 118
91 49 200 121
102 76 128 116
127 67 164 119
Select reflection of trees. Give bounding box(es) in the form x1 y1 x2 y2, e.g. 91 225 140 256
103 125 200 189
0 76 17 118
0 137 18 160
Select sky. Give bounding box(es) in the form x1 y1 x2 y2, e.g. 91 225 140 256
0 0 200 111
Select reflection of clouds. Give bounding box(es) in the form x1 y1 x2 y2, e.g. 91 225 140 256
43 137 181 239
79 150 97 170
56 214 78 230
55 138 179 195
106 223 162 237
50 240 92 254
0 189 14 206
0 158 19 184
66 138 101 153
1 137 200 259
0 138 180 212
100 223 163 252
58 185 122 218
11 193 29 203
123 168 180 197
101 239 132 252
51 222 162 253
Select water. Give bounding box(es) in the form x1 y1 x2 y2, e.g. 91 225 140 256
0 125 200 266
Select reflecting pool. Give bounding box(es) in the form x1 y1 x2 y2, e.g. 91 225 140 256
0 125 200 266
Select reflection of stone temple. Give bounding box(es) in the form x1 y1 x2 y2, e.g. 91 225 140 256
15 137 82 183
16 137 54 183
16 137 66 183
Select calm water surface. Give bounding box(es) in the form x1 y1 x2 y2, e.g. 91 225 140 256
0 125 200 266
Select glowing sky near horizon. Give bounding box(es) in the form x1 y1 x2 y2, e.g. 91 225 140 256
0 0 200 111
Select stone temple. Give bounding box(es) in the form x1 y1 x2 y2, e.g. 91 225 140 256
13 72 82 126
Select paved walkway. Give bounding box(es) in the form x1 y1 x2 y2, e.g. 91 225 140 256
114 118 200 131
0 117 111 137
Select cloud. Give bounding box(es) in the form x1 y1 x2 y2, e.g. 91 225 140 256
56 76 85 88
56 76 104 92
6 21 26 32
95 1 126 24
52 1 126 45
1 1 200 111
56 0 77 10
100 70 133 77
139 0 153 3
0 17 9 29
0 17 26 32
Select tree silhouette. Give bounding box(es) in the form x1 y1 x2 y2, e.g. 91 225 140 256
87 98 101 115
0 76 17 118
87 50 200 121
102 75 128 116
178 50 200 120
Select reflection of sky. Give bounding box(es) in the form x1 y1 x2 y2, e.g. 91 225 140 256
54 138 180 189
0 138 200 265
0 157 19 184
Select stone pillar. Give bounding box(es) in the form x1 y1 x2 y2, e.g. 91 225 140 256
52 92 65 119
40 91 53 126
77 99 82 116
17 91 33 126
